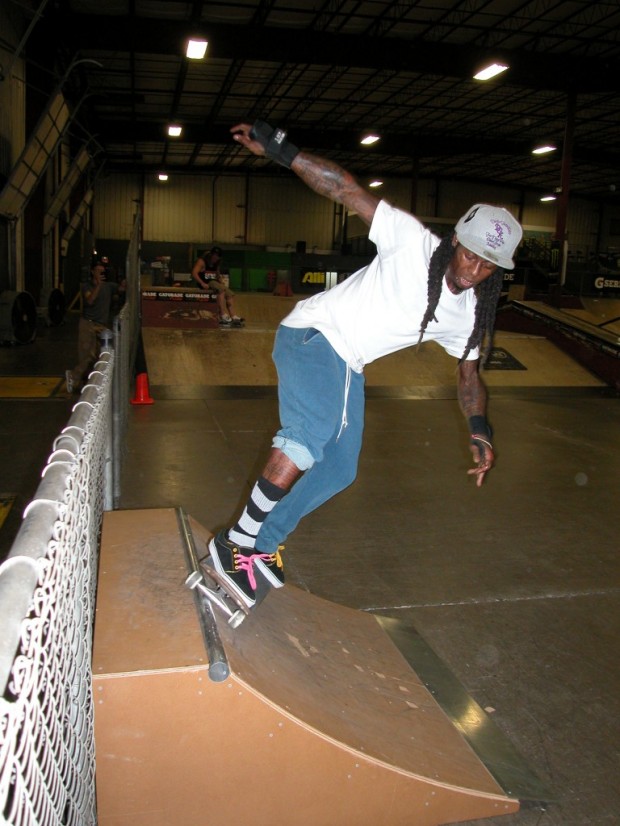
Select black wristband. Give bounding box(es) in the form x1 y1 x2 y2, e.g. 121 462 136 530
468 415 492 438
250 120 300 168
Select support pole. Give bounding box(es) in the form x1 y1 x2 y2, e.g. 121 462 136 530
552 89 577 304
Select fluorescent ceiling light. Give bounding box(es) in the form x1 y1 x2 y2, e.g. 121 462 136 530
540 195 556 202
186 39 208 59
168 124 183 137
532 144 557 155
158 173 169 182
361 134 380 146
473 62 508 81
369 180 383 188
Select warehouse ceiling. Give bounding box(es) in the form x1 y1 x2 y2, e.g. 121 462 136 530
15 0 620 202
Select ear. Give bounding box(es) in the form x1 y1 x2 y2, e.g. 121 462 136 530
451 233 459 249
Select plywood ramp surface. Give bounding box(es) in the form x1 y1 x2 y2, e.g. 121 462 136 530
93 508 518 826
141 292 604 389
567 297 620 334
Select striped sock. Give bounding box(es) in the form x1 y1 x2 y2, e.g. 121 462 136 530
227 476 286 549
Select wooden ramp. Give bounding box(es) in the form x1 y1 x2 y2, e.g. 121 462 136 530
93 508 519 825
141 292 606 391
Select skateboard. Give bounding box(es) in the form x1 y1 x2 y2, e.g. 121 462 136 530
184 551 271 628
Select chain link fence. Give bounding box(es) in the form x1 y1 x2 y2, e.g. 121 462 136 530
0 211 141 825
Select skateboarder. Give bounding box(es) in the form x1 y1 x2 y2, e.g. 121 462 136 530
207 119 522 611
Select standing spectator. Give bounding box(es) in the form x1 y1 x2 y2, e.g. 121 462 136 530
65 261 125 393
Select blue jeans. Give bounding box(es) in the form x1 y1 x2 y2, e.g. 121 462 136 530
255 325 365 553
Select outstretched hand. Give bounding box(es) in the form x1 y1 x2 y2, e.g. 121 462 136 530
230 123 266 157
467 436 495 487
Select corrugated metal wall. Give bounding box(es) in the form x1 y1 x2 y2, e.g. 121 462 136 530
92 170 610 257
145 175 211 241
0 5 27 292
95 175 142 240
0 8 26 175
245 177 336 248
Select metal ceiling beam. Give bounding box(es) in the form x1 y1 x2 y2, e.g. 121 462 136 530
88 122 620 170
50 14 619 93
98 156 616 203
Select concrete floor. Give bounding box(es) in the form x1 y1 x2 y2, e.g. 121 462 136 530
1 294 619 825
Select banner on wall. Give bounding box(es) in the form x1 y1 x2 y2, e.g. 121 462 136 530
592 276 620 292
293 269 353 293
140 288 219 329
294 266 525 293
502 269 525 285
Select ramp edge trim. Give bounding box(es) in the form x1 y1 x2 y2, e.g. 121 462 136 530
375 615 554 805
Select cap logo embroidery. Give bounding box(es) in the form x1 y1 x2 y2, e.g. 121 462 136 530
486 219 511 251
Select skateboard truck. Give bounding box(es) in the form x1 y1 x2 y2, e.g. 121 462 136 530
185 569 247 629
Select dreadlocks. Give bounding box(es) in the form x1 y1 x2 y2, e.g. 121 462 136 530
417 234 505 366
418 235 453 339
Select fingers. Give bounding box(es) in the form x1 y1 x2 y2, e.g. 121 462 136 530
467 465 488 487
230 123 252 141
230 123 266 157
467 444 494 486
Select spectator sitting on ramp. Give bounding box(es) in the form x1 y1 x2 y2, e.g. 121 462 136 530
191 246 244 326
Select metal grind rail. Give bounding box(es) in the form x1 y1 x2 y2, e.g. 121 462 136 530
176 507 231 682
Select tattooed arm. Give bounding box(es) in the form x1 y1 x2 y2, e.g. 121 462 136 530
231 122 379 227
291 153 379 226
458 359 487 419
458 359 495 487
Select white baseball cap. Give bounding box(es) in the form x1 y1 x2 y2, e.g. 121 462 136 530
455 204 523 270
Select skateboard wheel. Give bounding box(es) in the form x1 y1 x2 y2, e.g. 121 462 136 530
185 570 203 589
229 610 246 629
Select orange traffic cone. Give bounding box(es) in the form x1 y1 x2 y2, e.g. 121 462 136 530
131 372 154 405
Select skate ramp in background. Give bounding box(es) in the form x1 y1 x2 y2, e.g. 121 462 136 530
93 508 533 826
140 292 607 391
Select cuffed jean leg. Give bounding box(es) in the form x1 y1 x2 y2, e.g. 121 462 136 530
255 342 365 553
270 326 353 466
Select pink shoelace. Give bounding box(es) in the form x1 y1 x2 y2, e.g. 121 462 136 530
233 551 276 590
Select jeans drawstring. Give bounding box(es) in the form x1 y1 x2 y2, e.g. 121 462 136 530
337 364 351 441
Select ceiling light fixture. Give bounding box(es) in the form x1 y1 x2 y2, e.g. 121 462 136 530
158 173 169 182
540 194 556 202
369 180 383 188
167 124 183 137
532 144 557 155
361 134 380 146
186 38 208 60
473 62 508 81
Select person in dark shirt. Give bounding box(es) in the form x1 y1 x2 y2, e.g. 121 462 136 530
65 261 125 393
191 246 243 325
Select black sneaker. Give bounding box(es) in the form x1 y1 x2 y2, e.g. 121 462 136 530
208 530 258 608
254 545 285 588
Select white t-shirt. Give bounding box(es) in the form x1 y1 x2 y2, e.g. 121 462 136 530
282 200 479 373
